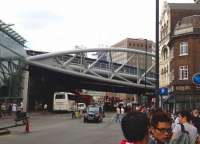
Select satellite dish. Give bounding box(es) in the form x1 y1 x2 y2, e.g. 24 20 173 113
192 73 200 85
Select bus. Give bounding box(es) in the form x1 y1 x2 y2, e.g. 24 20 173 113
53 92 76 112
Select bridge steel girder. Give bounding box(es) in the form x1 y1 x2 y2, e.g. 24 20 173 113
26 48 156 93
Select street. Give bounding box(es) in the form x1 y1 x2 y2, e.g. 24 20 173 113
0 112 123 144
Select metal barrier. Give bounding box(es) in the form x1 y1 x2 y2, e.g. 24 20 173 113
72 110 82 119
0 111 30 135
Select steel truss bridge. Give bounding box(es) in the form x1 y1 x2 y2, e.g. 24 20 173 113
26 48 156 93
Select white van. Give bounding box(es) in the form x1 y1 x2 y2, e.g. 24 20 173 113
77 103 86 111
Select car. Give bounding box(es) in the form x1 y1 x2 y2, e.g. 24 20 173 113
83 105 104 123
77 103 86 111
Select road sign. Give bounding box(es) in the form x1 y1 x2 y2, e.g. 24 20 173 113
192 73 200 85
159 87 168 96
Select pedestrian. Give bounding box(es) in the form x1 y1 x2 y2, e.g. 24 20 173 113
8 103 12 115
149 111 173 144
71 102 77 119
20 101 24 111
39 103 42 111
119 106 125 123
191 109 200 134
126 102 132 113
172 112 179 130
192 109 200 144
43 104 48 112
1 103 6 117
116 106 120 123
120 111 149 144
12 103 17 115
170 110 198 144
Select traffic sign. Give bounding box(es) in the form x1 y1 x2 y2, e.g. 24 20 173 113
192 73 200 85
159 87 168 96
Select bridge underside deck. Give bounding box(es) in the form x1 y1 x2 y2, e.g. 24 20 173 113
29 65 154 94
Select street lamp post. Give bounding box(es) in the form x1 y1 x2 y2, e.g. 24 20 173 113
155 0 159 109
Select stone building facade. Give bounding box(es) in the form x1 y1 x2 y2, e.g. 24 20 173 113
169 15 200 109
160 2 200 88
160 2 200 111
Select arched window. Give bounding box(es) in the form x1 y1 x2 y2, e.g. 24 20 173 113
163 48 168 60
161 68 164 74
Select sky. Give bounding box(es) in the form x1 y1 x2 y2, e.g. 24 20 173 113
0 0 195 52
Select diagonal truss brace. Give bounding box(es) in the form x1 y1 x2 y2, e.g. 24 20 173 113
83 52 106 73
137 63 155 84
110 53 136 79
63 54 77 66
83 67 104 78
114 74 133 83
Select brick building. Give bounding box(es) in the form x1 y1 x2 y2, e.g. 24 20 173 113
105 38 155 104
169 15 200 109
111 38 155 69
160 2 200 111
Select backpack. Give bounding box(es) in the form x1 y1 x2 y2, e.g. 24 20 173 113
176 124 190 144
192 117 200 134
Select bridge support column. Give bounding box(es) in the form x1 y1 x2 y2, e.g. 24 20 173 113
21 70 29 112
133 94 138 104
137 93 142 105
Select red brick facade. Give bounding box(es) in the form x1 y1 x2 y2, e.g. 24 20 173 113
170 36 200 82
169 34 200 102
160 3 200 109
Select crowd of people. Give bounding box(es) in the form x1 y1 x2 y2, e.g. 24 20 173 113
120 107 200 144
0 101 23 118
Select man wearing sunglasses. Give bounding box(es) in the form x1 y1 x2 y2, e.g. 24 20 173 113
149 111 173 144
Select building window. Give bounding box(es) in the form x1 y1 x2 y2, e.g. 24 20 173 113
180 42 188 56
184 86 191 90
161 68 164 74
179 66 188 80
163 48 168 60
176 86 185 91
170 47 174 59
170 69 174 81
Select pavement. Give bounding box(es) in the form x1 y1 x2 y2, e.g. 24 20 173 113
1 111 50 117
0 111 54 135
0 112 121 144
0 111 52 124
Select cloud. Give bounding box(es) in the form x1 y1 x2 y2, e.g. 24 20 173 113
0 0 194 52
17 10 63 30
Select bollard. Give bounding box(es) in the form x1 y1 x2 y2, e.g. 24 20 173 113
24 118 31 133
75 111 80 118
